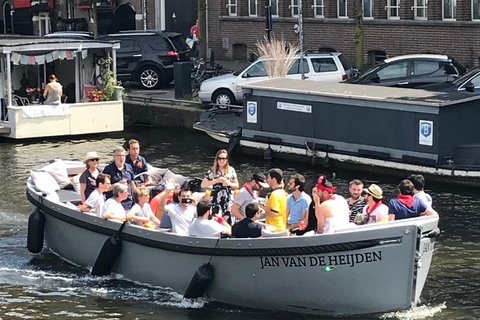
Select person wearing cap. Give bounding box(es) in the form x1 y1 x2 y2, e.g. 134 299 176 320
388 179 438 221
286 173 311 231
346 179 366 223
79 151 103 204
314 175 350 234
231 172 268 222
188 199 231 237
80 173 111 217
260 168 287 232
125 139 154 186
102 183 128 222
360 184 389 224
102 146 136 210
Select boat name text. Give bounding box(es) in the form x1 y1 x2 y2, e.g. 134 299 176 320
259 251 382 269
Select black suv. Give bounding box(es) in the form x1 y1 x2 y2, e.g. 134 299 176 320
350 54 466 88
98 31 190 89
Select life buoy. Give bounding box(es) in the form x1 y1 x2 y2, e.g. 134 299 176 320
27 208 45 254
184 262 215 299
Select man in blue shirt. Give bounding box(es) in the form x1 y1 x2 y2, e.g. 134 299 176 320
286 173 311 231
388 179 438 221
103 146 136 210
125 139 154 186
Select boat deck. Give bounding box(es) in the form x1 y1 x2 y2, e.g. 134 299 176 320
241 78 480 107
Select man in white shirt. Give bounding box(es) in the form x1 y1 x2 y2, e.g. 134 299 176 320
157 178 197 235
189 199 231 237
103 183 128 222
231 172 269 221
80 173 111 217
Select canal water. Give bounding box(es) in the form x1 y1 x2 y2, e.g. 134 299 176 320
0 126 478 320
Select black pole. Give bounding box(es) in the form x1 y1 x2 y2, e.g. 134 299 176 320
265 1 272 42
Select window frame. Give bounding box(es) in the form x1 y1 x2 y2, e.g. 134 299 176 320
312 0 325 18
338 0 348 18
411 0 428 20
385 0 400 20
290 0 299 17
270 0 279 17
249 0 258 16
472 0 480 21
363 0 374 19
442 0 456 20
226 0 238 17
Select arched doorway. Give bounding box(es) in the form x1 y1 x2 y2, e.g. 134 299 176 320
3 2 12 33
113 4 136 32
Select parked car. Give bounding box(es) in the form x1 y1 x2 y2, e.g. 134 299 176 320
198 52 353 105
350 54 466 88
97 31 190 89
418 68 480 94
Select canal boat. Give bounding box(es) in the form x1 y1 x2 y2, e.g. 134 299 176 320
26 160 439 316
0 35 123 139
194 78 480 187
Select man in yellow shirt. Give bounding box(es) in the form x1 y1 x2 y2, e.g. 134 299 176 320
260 168 287 231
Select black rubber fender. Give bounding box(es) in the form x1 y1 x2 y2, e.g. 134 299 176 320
184 262 215 299
27 208 45 254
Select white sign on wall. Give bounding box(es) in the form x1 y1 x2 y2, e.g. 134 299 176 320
247 101 257 123
419 120 433 146
277 102 312 113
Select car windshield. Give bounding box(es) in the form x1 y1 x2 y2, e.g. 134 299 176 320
452 68 480 86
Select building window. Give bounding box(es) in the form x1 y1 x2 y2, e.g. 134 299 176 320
270 0 279 17
290 0 299 17
338 0 348 18
38 13 51 36
386 0 400 19
227 0 237 16
249 0 258 16
368 50 387 67
443 0 456 20
412 0 428 20
473 0 480 20
364 0 373 18
312 0 325 17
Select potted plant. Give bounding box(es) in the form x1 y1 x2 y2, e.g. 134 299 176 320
97 56 124 101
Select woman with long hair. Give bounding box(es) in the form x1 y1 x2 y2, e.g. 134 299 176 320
201 149 239 224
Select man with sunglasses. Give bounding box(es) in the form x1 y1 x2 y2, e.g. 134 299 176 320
231 172 269 222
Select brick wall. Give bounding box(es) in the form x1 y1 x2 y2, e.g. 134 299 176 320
208 0 480 68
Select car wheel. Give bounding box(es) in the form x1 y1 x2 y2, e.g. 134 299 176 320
138 66 162 89
213 89 235 106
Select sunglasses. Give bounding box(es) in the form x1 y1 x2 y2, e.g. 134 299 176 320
218 157 228 160
90 158 100 162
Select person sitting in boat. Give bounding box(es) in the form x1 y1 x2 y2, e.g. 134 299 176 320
157 178 197 235
43 74 63 105
189 199 231 237
286 173 311 231
360 184 389 224
102 183 128 222
201 149 239 225
388 179 438 221
292 185 318 236
232 202 268 238
103 147 136 210
80 173 111 216
314 175 350 234
259 168 287 232
125 139 154 186
346 179 366 223
128 186 161 228
79 151 103 204
408 174 432 207
231 172 269 221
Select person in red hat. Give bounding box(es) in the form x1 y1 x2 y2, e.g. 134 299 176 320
314 175 350 234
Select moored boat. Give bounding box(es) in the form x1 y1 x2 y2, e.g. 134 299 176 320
194 78 480 187
26 160 439 316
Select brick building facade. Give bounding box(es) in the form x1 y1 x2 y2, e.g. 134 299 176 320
207 0 480 69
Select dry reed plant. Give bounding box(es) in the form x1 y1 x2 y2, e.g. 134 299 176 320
256 36 300 78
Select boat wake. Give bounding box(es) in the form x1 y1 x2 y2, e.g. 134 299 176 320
380 302 447 319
